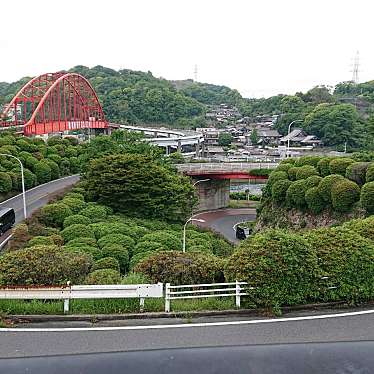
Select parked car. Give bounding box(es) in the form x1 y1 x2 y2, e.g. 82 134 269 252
0 208 15 235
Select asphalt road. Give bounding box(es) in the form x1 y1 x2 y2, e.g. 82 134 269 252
0 175 80 226
194 208 256 243
0 310 373 358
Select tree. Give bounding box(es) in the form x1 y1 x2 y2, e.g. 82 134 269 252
250 128 259 145
84 154 197 221
218 133 233 147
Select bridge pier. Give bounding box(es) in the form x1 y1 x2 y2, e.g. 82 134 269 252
193 178 230 212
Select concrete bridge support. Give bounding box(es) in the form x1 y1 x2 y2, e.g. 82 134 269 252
193 178 230 212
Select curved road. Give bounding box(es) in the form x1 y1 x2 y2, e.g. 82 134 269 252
194 208 256 243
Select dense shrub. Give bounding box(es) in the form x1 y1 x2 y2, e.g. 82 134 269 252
101 244 130 273
295 165 319 180
267 171 288 189
317 157 334 177
90 222 133 240
225 230 319 308
39 203 72 227
129 251 155 270
64 245 102 261
249 168 273 177
63 214 91 228
187 238 214 253
329 158 355 176
64 192 85 201
23 169 37 189
305 187 326 214
346 162 370 186
133 241 165 255
360 182 374 214
0 172 12 193
280 158 296 165
342 217 374 243
317 174 345 203
97 234 135 253
61 197 86 214
135 251 224 285
366 163 374 182
34 161 52 184
303 227 374 302
80 204 109 222
331 180 360 212
287 167 301 181
49 234 64 246
84 269 122 285
61 224 95 242
91 257 120 272
27 236 55 247
45 159 60 179
294 155 322 168
0 245 93 285
64 237 98 247
275 163 293 173
286 180 308 208
211 238 234 257
139 231 181 251
7 223 31 250
271 180 292 203
304 175 322 189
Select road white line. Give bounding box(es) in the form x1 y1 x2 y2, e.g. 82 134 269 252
1 308 374 332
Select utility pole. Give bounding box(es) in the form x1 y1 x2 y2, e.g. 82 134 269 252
194 64 198 82
351 51 360 83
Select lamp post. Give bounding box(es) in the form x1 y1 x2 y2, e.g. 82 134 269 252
193 178 210 187
0 153 27 219
286 120 303 158
183 217 205 253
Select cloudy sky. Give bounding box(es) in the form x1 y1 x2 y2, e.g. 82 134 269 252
1 0 373 98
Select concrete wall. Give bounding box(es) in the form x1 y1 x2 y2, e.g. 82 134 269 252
194 178 230 212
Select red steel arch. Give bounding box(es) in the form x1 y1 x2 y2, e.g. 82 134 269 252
1 72 108 135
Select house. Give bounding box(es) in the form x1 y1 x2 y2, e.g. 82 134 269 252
280 128 321 147
256 129 282 145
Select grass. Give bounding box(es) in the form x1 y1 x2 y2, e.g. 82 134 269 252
229 200 258 209
0 297 238 315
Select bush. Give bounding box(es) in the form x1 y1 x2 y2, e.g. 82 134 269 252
23 169 37 189
45 159 60 179
27 236 55 247
303 227 374 302
48 234 64 246
304 175 322 189
211 238 234 257
63 214 91 228
91 257 120 272
34 161 52 184
139 231 181 251
294 155 323 168
360 182 374 214
39 203 73 227
329 158 355 176
133 241 165 255
135 251 224 285
346 162 370 186
275 163 293 173
80 204 109 222
249 169 273 177
129 251 155 270
0 172 12 193
267 171 288 189
89 222 134 240
84 269 122 285
342 217 374 243
0 245 93 285
317 174 345 204
64 192 85 201
97 234 135 253
101 244 130 273
286 180 308 208
287 167 301 181
61 197 86 214
317 157 333 177
366 163 374 182
65 245 102 260
61 224 95 242
331 180 360 212
295 165 319 180
225 229 319 308
271 180 292 203
305 187 326 214
64 237 97 247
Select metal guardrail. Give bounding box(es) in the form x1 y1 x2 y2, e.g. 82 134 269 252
177 163 278 172
165 281 249 312
0 283 163 313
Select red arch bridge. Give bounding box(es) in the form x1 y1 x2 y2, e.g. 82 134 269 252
0 72 108 136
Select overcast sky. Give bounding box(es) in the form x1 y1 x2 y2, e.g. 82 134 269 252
1 0 373 98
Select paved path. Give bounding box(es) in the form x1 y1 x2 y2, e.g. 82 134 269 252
194 208 256 243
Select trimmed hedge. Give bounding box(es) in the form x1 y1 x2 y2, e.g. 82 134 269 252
305 187 326 214
84 269 122 285
287 167 301 181
274 163 293 173
101 244 130 273
271 180 292 203
304 175 322 189
317 157 334 177
80 204 110 222
139 231 181 251
331 180 360 212
360 182 374 214
329 158 355 176
61 224 95 242
366 163 374 182
91 257 120 272
294 155 323 168
267 171 288 190
317 174 345 204
63 214 91 229
61 197 86 214
342 217 374 243
0 172 12 193
225 229 319 308
133 241 165 255
39 203 73 228
97 234 135 253
286 180 308 208
346 162 370 186
295 165 319 180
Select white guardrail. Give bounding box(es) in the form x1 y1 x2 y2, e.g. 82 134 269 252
0 284 163 313
165 281 248 312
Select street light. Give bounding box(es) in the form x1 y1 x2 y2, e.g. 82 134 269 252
0 153 27 219
193 178 210 187
183 217 205 253
286 120 303 158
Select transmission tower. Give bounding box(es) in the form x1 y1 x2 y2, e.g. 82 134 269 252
194 64 198 82
351 51 360 83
